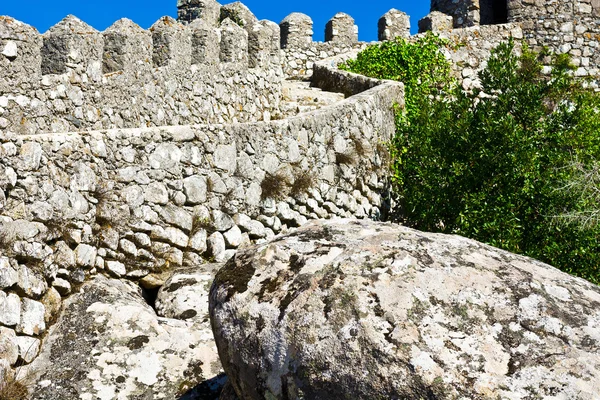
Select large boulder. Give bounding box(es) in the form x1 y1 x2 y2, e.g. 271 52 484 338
210 219 600 399
28 274 224 399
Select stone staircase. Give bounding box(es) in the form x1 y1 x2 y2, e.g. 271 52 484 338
278 80 346 117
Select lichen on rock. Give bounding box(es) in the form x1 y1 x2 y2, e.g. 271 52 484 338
210 219 600 400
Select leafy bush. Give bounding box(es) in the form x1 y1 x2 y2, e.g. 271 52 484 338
344 37 600 284
340 32 453 120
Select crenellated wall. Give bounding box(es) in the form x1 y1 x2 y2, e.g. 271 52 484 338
4 0 600 378
428 0 600 84
279 10 409 78
0 14 282 135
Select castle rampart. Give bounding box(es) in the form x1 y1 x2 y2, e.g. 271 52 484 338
0 13 282 135
429 0 600 82
2 0 598 381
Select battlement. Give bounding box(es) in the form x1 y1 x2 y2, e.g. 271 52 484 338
427 0 600 84
3 0 600 135
0 13 282 134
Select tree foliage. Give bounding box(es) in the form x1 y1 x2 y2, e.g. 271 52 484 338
344 37 600 284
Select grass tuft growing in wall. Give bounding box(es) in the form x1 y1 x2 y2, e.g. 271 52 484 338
289 170 317 198
0 369 30 400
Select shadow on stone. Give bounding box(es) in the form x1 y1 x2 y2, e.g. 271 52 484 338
178 373 228 400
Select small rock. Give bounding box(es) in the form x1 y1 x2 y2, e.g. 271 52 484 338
207 232 226 261
16 265 48 299
75 244 97 268
0 292 20 327
223 225 243 248
0 327 18 366
161 205 193 232
2 41 17 59
0 257 18 289
105 261 126 278
183 175 208 205
212 210 234 232
144 182 169 205
119 239 138 257
52 278 72 296
151 226 189 248
188 229 208 253
15 335 40 364
41 287 62 323
17 298 45 336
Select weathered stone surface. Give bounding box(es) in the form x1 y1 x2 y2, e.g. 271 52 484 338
210 219 600 400
103 18 152 74
105 260 126 277
184 175 208 204
419 11 454 33
190 18 220 66
156 266 218 322
0 257 18 289
41 287 63 324
28 275 224 399
15 335 41 364
16 265 47 299
0 327 18 366
17 298 45 336
207 231 226 262
220 2 258 30
144 181 170 205
212 209 234 232
279 13 313 49
378 9 410 41
75 244 97 268
0 291 20 327
19 142 42 171
220 18 248 65
223 225 243 248
325 13 357 44
178 0 221 26
41 15 101 75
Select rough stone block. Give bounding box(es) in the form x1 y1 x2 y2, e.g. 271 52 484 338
418 11 454 33
17 298 45 336
103 18 152 74
41 15 103 76
0 292 20 327
378 9 410 41
0 327 18 366
190 19 220 66
325 13 358 44
219 18 248 65
150 16 191 69
279 13 313 49
0 257 18 289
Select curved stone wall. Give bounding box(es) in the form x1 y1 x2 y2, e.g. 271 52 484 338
0 58 403 370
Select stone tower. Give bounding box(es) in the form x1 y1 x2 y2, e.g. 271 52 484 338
430 0 509 28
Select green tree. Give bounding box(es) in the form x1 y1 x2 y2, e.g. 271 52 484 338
344 37 600 284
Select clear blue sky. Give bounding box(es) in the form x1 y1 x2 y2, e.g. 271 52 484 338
0 0 430 41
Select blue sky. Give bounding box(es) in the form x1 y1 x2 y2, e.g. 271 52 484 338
0 1 430 41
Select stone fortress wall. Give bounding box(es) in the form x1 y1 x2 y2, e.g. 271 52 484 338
0 9 283 136
431 0 600 81
0 0 596 384
0 48 402 373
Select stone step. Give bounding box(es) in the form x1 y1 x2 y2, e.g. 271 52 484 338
278 80 345 117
